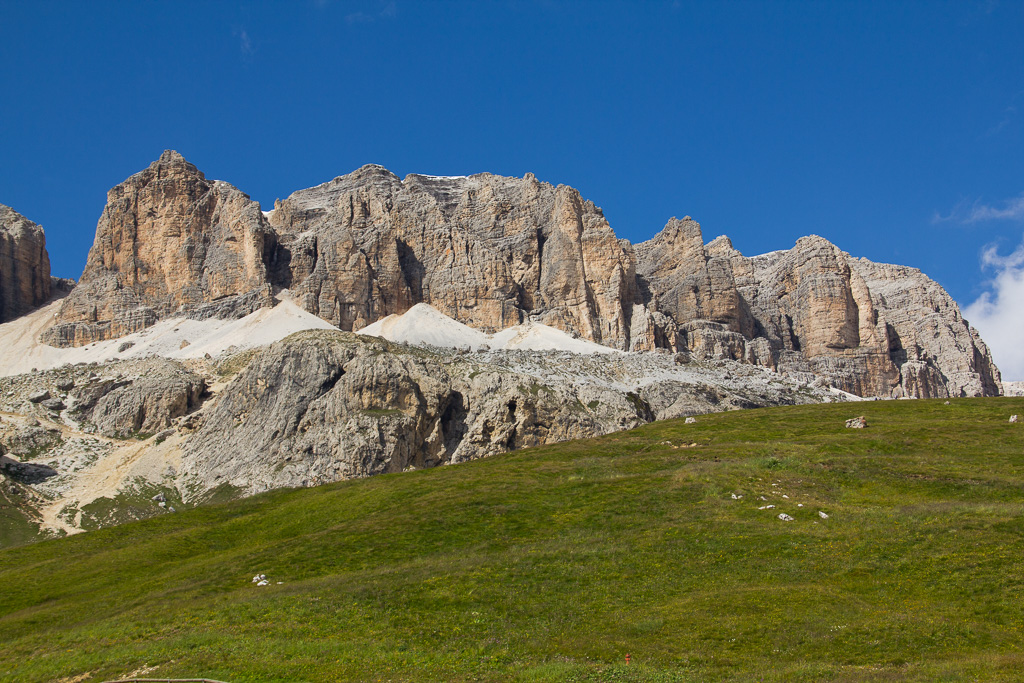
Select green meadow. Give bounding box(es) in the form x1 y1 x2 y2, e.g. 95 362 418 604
1 398 1022 682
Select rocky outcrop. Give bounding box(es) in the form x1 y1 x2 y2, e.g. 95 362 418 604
0 204 51 323
636 221 1000 398
636 217 752 340
65 359 206 438
739 235 898 398
42 151 274 347
180 330 840 498
0 356 206 439
266 166 643 348
181 330 649 496
35 153 1001 397
1004 381 1024 397
0 421 63 458
849 258 1002 398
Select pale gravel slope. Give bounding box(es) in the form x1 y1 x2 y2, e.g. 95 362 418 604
358 303 621 354
0 296 335 377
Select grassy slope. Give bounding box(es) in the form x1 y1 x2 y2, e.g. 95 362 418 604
1 398 1022 682
0 478 43 547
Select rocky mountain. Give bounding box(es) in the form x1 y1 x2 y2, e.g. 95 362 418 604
265 166 643 348
179 328 854 497
636 224 1001 398
0 203 51 323
0 150 1009 542
35 151 1000 399
41 151 275 347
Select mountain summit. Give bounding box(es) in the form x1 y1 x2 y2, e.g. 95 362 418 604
33 151 1001 398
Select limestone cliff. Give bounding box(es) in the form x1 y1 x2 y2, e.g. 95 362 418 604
34 152 1002 397
636 221 1000 398
849 257 1001 398
0 204 51 322
266 166 642 348
42 151 274 346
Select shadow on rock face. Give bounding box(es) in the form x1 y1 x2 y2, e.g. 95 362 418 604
0 456 58 485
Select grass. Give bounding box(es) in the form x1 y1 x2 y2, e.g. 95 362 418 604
74 480 186 531
1 397 1023 682
214 348 261 378
0 482 43 547
16 435 65 460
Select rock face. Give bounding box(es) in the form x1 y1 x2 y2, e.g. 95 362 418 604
0 357 206 439
37 152 1002 398
42 151 274 347
266 166 643 348
0 204 51 322
0 422 63 458
65 359 206 438
848 257 1002 398
1004 382 1024 397
636 221 1001 398
179 330 842 497
181 331 648 495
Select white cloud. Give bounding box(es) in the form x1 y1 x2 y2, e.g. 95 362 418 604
933 193 1024 225
965 237 1024 381
966 194 1024 223
345 11 374 23
346 1 397 23
985 105 1017 137
233 27 254 57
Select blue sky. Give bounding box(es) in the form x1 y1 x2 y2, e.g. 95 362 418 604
2 1 1023 378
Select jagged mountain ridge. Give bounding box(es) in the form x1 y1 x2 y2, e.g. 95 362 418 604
24 150 1003 398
